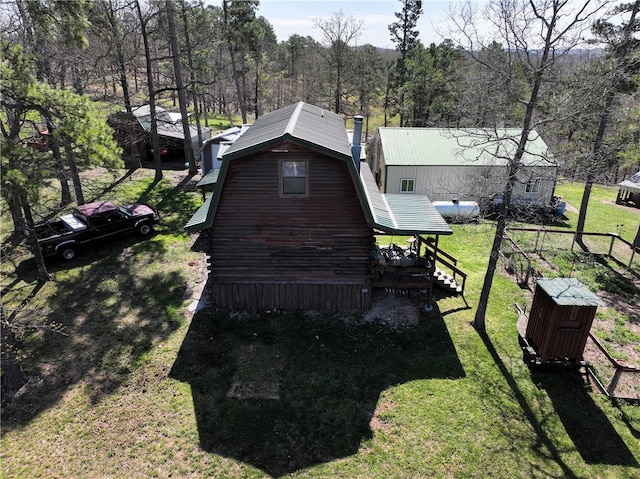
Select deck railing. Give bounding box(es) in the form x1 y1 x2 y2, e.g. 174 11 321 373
419 236 467 296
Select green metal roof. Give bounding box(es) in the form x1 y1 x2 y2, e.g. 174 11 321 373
536 278 604 306
196 168 220 188
223 102 353 161
184 103 451 236
184 195 212 231
377 128 555 168
360 163 452 235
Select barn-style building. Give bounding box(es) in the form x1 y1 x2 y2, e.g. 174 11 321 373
185 102 455 312
367 128 558 211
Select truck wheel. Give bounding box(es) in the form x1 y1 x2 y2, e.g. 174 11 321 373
58 245 77 261
137 223 153 235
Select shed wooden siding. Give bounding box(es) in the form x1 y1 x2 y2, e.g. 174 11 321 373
526 285 598 362
203 143 374 311
383 165 556 203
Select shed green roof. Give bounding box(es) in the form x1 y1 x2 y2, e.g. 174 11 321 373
377 128 555 168
536 278 604 306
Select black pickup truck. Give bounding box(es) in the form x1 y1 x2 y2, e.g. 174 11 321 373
32 201 160 260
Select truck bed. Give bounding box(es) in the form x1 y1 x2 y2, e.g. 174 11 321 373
35 214 87 240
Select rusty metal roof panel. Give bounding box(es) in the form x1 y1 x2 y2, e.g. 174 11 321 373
536 278 604 306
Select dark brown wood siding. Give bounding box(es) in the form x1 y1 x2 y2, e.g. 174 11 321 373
526 285 598 362
203 143 374 311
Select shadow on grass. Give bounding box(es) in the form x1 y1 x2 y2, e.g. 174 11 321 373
170 301 465 477
1 236 186 431
532 370 638 466
477 330 637 476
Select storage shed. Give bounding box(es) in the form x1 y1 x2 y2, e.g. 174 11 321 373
107 105 210 166
525 278 604 363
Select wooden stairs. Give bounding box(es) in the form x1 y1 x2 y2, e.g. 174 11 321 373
433 267 463 296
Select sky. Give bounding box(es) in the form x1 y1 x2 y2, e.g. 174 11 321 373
244 0 465 49
211 0 624 50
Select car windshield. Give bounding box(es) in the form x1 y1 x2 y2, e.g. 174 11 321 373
118 206 131 217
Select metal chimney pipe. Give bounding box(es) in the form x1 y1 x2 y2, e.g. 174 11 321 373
351 115 364 171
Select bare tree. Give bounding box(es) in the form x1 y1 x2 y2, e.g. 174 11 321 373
135 0 163 182
314 9 363 114
448 0 607 331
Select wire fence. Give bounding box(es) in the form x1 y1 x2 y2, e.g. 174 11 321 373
502 227 639 289
504 227 639 401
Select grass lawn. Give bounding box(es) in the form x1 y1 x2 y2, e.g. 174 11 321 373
1 173 639 478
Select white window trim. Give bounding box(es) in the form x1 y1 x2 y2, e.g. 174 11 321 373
525 178 541 194
400 178 416 194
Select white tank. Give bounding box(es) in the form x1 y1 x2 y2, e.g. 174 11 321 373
433 200 480 220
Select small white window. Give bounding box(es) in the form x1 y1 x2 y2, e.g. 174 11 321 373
400 178 415 193
525 179 540 193
281 160 308 195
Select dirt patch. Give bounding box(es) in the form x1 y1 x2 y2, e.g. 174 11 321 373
597 291 640 328
362 292 422 332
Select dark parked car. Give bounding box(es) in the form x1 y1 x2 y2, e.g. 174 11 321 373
31 201 160 260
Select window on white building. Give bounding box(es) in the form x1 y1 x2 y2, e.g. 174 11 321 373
400 178 416 193
525 178 540 193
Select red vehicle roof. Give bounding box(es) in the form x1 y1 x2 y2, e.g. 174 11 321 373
75 201 119 216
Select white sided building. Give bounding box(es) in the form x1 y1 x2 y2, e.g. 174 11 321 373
367 128 558 211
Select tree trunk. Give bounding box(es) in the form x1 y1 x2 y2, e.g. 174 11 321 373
64 138 85 205
1 304 28 401
576 1 639 249
8 196 25 235
223 0 248 124
135 0 162 183
181 2 205 173
47 122 72 207
166 0 196 175
473 0 557 331
21 192 51 282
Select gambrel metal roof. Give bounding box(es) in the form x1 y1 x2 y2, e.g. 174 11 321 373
185 102 451 236
223 102 353 161
377 128 555 168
